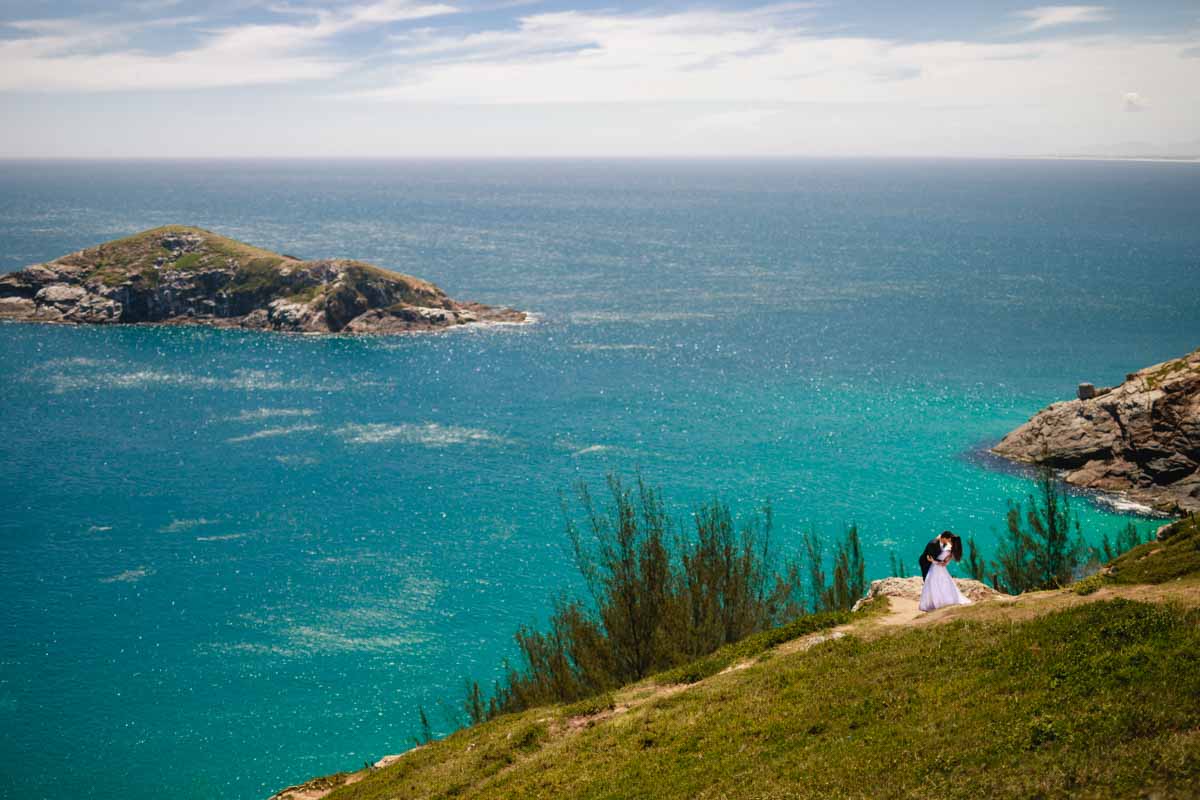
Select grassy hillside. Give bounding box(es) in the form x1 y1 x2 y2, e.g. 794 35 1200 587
1109 513 1200 585
284 521 1200 800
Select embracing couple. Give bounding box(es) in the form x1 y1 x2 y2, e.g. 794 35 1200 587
918 530 973 612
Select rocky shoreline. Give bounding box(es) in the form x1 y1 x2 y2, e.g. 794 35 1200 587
0 226 528 334
992 347 1200 515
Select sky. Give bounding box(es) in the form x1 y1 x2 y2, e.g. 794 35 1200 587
0 0 1198 158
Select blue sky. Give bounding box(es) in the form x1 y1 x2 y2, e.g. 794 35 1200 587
1 1 1198 157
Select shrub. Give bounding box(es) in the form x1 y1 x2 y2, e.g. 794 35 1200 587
465 473 865 720
967 467 1094 593
1071 573 1108 596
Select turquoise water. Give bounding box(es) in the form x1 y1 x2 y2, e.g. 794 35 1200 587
0 159 1197 800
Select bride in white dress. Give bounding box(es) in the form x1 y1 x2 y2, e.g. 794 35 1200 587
919 534 973 612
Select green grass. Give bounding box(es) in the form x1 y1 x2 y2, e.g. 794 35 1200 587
90 267 130 286
1138 349 1199 390
557 692 617 719
324 598 1200 800
61 225 288 289
655 609 851 685
228 257 294 296
1109 514 1200 585
284 284 325 304
171 252 203 271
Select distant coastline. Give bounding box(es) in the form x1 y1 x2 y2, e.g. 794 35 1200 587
1023 155 1200 164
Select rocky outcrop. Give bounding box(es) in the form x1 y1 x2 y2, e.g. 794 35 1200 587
993 348 1200 514
0 225 528 335
851 576 1006 611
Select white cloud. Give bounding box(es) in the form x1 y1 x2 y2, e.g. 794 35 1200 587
682 108 782 134
350 7 1197 112
0 1 458 91
0 2 1197 157
1017 5 1111 31
273 0 458 36
1123 91 1148 111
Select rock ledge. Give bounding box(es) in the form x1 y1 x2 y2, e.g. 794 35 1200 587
992 348 1200 514
852 576 1006 611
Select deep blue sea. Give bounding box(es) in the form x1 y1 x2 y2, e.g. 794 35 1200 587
0 159 1197 800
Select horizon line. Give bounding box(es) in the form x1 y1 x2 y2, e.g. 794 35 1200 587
1 154 1198 164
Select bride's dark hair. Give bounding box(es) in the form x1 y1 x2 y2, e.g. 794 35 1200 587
949 534 963 562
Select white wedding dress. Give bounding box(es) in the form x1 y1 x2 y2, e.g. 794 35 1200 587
919 546 973 612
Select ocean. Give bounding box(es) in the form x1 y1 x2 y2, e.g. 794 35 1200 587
0 158 1197 800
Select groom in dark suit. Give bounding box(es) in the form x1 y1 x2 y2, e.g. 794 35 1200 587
919 531 953 580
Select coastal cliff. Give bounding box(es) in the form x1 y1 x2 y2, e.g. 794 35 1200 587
0 226 528 334
268 515 1200 800
992 347 1200 514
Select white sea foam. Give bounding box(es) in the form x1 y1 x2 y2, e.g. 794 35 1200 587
335 422 509 447
569 310 716 325
204 642 301 658
45 357 107 367
195 533 246 542
159 517 216 533
229 408 317 422
1095 496 1156 516
280 591 440 652
219 577 441 655
100 567 151 583
87 524 113 533
29 362 366 394
281 627 429 653
227 424 320 443
572 444 612 456
570 343 659 352
275 454 320 466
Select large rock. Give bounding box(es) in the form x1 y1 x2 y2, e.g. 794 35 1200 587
35 283 87 306
0 225 528 335
993 348 1200 514
267 298 326 332
0 296 36 315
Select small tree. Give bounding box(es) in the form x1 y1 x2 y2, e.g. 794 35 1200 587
567 475 673 683
674 500 802 659
413 705 433 746
824 525 866 611
801 528 827 613
1116 521 1144 555
983 466 1088 593
464 680 486 726
964 537 989 584
799 525 867 612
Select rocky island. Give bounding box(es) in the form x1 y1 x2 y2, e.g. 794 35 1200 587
993 346 1200 514
0 225 528 334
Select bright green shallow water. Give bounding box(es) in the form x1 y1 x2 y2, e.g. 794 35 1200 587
0 159 1196 799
